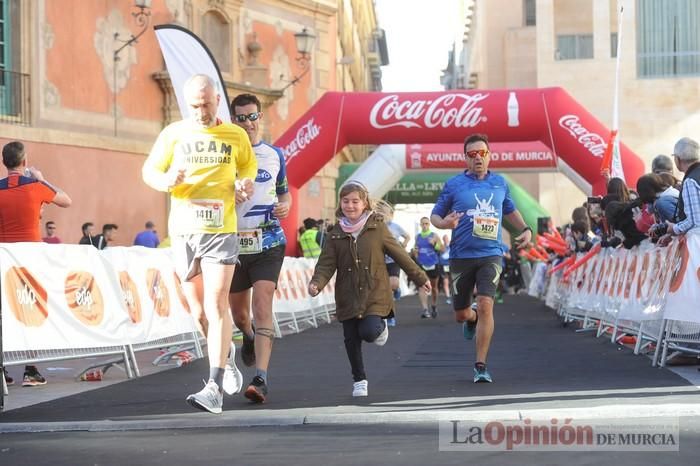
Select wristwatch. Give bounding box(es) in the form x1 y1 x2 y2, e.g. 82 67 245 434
521 226 533 235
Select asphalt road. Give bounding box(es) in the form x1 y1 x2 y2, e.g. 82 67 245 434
1 418 699 466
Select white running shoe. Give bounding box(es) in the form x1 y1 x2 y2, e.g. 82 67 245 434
186 379 223 414
222 342 243 395
352 379 368 397
374 320 389 346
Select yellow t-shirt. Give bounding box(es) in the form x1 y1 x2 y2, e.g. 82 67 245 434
142 119 257 235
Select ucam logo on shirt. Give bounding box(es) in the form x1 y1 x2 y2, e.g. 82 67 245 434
255 169 272 183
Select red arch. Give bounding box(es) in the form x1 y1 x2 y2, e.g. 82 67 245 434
274 88 645 254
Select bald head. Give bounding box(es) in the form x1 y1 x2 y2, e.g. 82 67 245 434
184 74 217 94
183 74 220 127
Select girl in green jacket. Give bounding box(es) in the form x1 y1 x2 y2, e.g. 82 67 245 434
308 182 430 397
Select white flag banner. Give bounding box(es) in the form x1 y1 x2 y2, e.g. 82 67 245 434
154 24 231 122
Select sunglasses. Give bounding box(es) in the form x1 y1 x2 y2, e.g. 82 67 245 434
233 112 260 123
466 149 490 159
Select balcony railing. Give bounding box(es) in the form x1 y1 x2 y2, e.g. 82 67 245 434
0 69 31 126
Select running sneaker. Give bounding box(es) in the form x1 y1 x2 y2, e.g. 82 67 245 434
374 320 389 346
431 305 438 319
386 317 397 327
462 303 478 340
3 368 14 386
241 330 256 367
222 342 243 395
352 379 368 397
420 309 431 319
473 363 493 383
22 367 47 387
446 297 452 305
244 375 269 404
186 379 223 414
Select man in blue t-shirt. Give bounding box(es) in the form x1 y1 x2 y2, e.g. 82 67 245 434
431 133 532 383
228 93 292 404
133 221 160 248
414 216 443 319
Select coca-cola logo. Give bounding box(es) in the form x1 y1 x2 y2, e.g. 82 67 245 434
284 118 321 162
558 115 606 158
369 93 488 129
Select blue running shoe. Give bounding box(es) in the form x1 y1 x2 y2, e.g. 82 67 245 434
473 364 492 383
387 317 397 327
462 303 478 340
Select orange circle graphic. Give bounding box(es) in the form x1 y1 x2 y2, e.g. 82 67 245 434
615 257 628 297
65 271 105 326
669 240 689 293
636 252 650 300
296 270 308 298
119 271 142 323
595 260 606 295
286 270 298 300
4 266 49 327
146 269 170 317
172 272 190 313
624 255 637 299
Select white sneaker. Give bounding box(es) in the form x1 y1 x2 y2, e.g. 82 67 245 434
186 379 223 414
352 379 368 397
222 342 243 395
374 321 389 346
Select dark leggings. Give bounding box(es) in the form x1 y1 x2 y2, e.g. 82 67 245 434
342 315 385 382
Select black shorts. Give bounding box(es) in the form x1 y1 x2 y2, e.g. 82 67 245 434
420 265 440 280
230 244 285 293
450 256 503 311
386 262 401 278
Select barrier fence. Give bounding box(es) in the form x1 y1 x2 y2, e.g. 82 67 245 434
0 244 335 410
537 231 700 367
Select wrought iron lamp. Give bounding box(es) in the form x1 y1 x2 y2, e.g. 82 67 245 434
112 0 152 135
279 27 316 92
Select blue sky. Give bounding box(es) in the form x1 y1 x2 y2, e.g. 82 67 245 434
375 0 463 91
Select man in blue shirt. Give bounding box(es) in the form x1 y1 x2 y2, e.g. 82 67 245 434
133 221 160 248
666 137 700 237
431 133 532 383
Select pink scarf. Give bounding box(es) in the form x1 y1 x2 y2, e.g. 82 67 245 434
339 211 371 234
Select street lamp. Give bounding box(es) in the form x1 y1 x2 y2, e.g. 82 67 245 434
113 0 152 136
278 27 316 92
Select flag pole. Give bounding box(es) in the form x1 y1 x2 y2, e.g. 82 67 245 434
601 2 625 182
611 2 626 181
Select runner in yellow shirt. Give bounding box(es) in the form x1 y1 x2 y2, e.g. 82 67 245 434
142 74 257 414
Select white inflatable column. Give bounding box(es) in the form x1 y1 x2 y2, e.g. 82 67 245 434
346 144 407 199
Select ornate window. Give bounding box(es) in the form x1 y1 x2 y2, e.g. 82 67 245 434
201 10 231 73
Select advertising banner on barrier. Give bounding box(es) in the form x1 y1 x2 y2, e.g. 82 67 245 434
548 237 698 325
1 244 336 354
0 243 131 351
101 247 194 344
663 232 700 322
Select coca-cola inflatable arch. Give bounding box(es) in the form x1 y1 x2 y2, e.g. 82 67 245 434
274 88 645 254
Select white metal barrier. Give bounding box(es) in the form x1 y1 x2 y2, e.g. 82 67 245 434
1 244 336 409
543 234 700 367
